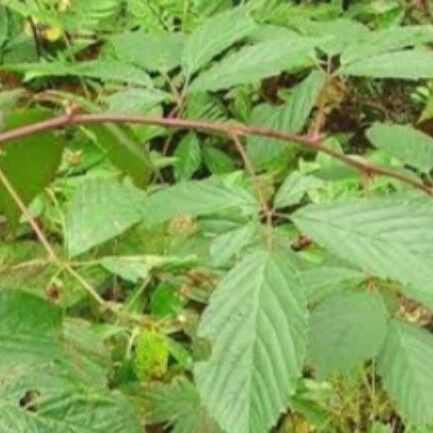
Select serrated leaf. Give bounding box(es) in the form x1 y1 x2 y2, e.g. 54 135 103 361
301 265 365 303
182 8 256 77
0 392 141 433
111 31 185 72
273 172 323 209
309 292 388 377
247 70 326 170
6 60 153 87
89 124 153 188
195 250 308 433
142 175 258 225
340 49 433 80
66 177 147 257
174 133 202 181
292 195 433 309
210 222 259 266
366 123 433 173
341 25 433 65
189 38 316 92
378 320 433 425
100 254 196 283
0 291 141 433
0 109 64 226
291 18 369 56
106 89 171 114
147 377 222 433
203 147 235 174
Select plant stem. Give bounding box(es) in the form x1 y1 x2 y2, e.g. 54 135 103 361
0 111 432 196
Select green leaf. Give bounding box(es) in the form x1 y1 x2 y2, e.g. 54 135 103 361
366 123 433 173
6 60 153 87
273 172 323 209
378 320 433 425
174 133 202 181
142 175 258 225
309 292 388 378
0 6 8 48
189 38 316 92
89 124 153 188
301 265 365 303
291 18 369 56
341 25 433 65
247 70 326 170
340 49 433 80
106 89 171 114
65 177 147 257
0 291 141 433
203 146 235 174
292 195 433 309
182 8 256 77
0 109 64 226
210 222 259 266
195 250 308 433
0 392 141 433
100 254 196 283
111 31 185 72
147 377 222 433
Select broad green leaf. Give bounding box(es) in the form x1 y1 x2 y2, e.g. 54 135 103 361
378 320 433 425
0 392 141 433
65 177 147 257
210 222 260 266
147 377 222 433
111 31 185 71
292 195 433 309
189 38 316 92
273 172 323 209
195 250 308 433
182 8 256 77
340 49 433 80
6 60 153 87
203 147 235 174
174 133 202 181
100 254 196 283
150 283 184 318
341 25 433 65
106 89 171 114
0 109 64 226
142 175 258 225
0 6 8 48
309 292 388 377
366 123 433 173
0 291 141 433
90 124 153 188
289 18 369 56
301 265 365 303
247 70 326 170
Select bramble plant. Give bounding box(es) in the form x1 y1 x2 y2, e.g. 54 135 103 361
2 1 433 433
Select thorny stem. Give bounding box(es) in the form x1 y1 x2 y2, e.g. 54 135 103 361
0 111 431 196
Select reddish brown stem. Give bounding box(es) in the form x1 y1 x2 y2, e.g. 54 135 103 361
0 112 432 196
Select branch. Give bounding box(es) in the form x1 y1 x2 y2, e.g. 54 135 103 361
0 111 432 196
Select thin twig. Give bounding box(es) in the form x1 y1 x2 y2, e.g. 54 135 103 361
0 166 57 260
230 134 274 249
0 166 106 305
0 112 432 196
